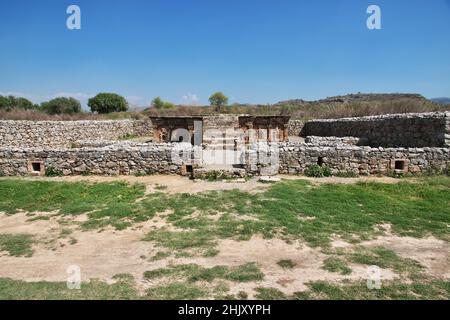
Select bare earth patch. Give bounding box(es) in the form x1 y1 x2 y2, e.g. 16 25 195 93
360 235 450 278
0 211 410 298
0 176 447 299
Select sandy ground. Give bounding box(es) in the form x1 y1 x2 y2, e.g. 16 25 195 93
0 175 446 298
0 210 448 297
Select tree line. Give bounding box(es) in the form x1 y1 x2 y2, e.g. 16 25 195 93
0 91 230 114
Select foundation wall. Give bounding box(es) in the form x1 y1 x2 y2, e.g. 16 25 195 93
1 143 448 177
301 112 450 148
276 144 450 175
0 144 178 176
0 120 153 148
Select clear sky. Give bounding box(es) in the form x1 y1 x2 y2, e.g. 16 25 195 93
1 0 449 108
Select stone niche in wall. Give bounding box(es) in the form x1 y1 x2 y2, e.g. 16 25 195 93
27 160 45 176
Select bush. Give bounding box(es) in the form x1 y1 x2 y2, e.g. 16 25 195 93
88 93 128 114
163 101 175 109
151 97 164 109
0 95 37 111
334 171 359 178
41 97 82 115
45 165 63 177
304 165 332 178
152 97 175 110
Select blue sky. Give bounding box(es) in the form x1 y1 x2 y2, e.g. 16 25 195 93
0 0 449 108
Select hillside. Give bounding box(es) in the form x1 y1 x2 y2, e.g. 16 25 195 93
153 93 447 120
276 93 428 106
431 97 450 105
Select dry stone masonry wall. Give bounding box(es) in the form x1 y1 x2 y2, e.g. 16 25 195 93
287 120 304 137
0 120 153 148
302 112 450 148
0 113 449 177
276 143 450 176
0 144 178 176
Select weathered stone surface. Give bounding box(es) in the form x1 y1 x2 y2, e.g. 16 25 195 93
302 112 450 148
0 120 153 148
0 113 449 177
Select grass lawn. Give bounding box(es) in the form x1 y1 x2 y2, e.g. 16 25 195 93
0 176 449 299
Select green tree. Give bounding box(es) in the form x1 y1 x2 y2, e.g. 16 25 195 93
151 97 175 110
163 101 175 109
41 97 82 115
151 97 164 109
0 95 11 110
209 92 228 112
88 93 128 114
0 95 36 111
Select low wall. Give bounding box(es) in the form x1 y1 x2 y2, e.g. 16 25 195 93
0 144 178 176
1 143 448 177
276 144 450 175
301 112 450 148
0 120 153 148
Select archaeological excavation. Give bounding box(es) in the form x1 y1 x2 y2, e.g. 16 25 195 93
0 112 449 178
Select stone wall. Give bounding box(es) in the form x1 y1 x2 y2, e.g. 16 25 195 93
1 113 449 178
287 120 304 137
0 120 153 148
276 143 450 176
301 112 450 148
1 142 448 177
202 115 240 130
304 136 364 146
0 144 179 176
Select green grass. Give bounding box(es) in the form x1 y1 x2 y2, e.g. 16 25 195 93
255 287 288 300
322 257 352 275
0 276 139 300
348 246 424 275
144 176 450 250
295 278 450 300
143 263 264 283
0 180 150 230
145 283 207 300
277 259 296 269
1 177 449 250
0 234 34 257
150 251 171 261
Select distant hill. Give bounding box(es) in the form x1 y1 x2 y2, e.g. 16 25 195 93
431 97 450 105
276 93 428 106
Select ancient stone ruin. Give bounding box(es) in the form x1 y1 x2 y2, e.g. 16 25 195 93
0 112 449 177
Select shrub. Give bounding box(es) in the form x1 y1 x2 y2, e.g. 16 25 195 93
0 95 37 111
45 165 63 177
304 165 332 178
151 97 164 109
0 95 11 110
41 97 82 115
163 101 175 109
151 97 175 110
334 171 359 178
88 93 128 114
